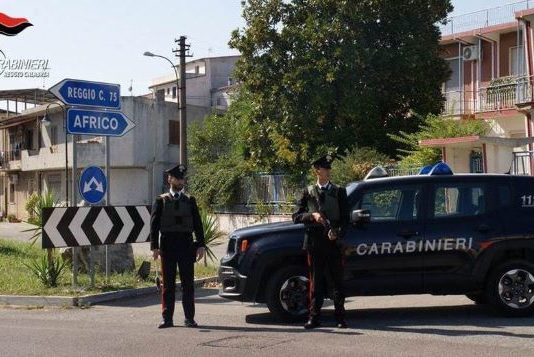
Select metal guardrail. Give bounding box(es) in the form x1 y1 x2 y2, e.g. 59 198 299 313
440 1 531 36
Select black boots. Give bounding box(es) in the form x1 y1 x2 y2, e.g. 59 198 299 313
158 320 173 329
304 317 321 329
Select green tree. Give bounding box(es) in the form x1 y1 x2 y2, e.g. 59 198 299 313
230 0 453 173
389 114 491 168
188 91 253 208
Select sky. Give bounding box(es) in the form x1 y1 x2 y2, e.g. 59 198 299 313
0 0 525 96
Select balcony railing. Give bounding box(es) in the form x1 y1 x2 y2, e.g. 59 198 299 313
440 1 532 36
512 151 534 175
442 76 534 116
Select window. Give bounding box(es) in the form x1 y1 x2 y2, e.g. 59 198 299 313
433 184 485 218
169 120 180 145
166 88 170 95
195 65 200 74
47 174 62 196
357 186 421 222
50 126 58 146
444 58 461 92
9 183 15 203
510 46 525 77
25 129 34 150
156 89 165 101
28 179 35 195
172 86 177 99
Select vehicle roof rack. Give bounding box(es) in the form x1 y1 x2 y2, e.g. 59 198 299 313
364 166 389 180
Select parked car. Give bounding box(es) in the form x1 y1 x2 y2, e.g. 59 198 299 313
219 163 534 320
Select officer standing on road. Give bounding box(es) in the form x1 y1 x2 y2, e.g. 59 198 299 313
150 164 205 329
292 154 349 329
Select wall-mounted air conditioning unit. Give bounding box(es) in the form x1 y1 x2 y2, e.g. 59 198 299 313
462 45 479 61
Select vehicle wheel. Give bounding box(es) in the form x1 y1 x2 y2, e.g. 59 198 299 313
265 265 308 321
485 260 534 317
466 293 487 305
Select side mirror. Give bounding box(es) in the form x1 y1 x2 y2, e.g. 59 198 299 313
351 209 371 225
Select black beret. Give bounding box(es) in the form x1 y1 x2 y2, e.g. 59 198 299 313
165 164 187 179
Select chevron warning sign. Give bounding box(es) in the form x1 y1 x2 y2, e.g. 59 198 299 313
42 206 151 248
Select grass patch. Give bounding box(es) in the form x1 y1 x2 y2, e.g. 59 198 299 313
0 239 218 296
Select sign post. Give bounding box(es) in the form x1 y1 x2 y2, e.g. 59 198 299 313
49 78 132 289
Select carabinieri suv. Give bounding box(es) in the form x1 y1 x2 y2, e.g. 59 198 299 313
219 163 534 320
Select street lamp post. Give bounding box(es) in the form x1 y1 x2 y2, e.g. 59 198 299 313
41 102 68 205
143 51 184 164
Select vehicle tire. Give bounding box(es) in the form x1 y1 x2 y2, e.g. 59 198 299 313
466 293 487 305
485 260 534 317
265 265 308 321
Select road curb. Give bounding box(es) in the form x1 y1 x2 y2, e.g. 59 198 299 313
0 276 219 307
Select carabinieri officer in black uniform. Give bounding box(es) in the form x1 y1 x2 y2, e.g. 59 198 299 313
292 154 349 329
150 164 205 329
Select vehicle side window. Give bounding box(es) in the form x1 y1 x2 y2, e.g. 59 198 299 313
357 186 421 222
433 184 485 218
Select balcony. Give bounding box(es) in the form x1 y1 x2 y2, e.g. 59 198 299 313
20 147 66 171
440 1 532 36
442 76 534 116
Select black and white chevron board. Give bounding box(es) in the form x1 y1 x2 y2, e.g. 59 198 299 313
42 206 151 248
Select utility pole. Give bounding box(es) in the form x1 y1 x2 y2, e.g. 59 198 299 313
173 36 192 165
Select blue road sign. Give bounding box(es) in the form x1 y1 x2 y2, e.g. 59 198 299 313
49 78 121 109
79 166 107 204
67 108 135 137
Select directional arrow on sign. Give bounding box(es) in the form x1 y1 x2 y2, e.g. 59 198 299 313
49 78 121 109
42 206 151 248
67 108 135 137
83 177 104 193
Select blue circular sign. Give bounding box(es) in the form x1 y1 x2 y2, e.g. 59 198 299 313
79 166 107 204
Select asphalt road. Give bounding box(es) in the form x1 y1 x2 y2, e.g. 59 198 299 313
1 292 533 356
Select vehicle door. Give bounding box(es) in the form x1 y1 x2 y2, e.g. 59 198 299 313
423 178 501 293
344 182 425 295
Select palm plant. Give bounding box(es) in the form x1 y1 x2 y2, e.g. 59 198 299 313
22 192 63 286
23 191 60 246
199 209 225 266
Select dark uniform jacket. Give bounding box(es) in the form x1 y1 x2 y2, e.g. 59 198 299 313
150 192 205 251
292 183 349 251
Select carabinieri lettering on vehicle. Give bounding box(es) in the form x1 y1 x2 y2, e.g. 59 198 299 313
347 237 473 256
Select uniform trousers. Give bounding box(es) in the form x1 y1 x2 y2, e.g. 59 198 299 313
159 233 195 322
307 237 345 320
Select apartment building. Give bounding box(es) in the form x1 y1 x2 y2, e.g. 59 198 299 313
148 55 239 115
422 1 534 175
0 89 183 220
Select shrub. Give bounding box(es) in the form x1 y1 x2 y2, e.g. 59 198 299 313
23 253 66 287
25 193 40 225
330 147 391 186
